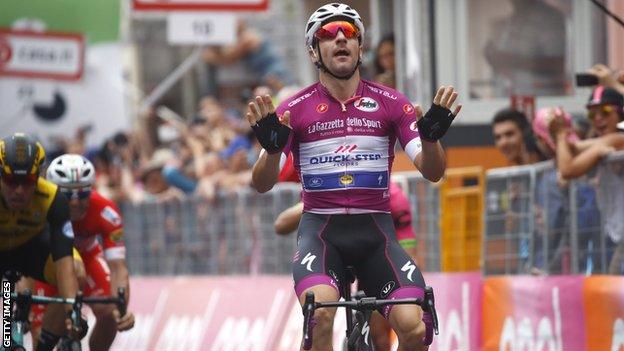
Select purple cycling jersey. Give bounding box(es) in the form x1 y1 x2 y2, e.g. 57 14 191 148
276 79 422 214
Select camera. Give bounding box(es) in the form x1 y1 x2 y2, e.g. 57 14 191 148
575 73 599 87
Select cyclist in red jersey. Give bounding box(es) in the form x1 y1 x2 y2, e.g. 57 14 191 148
247 3 461 350
32 154 134 350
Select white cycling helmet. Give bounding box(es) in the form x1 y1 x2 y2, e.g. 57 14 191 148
46 154 95 189
305 3 365 47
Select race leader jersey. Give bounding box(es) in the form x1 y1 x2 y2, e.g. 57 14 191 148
72 191 125 260
276 79 422 214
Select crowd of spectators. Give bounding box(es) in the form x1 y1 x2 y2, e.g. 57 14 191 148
46 27 403 208
41 24 623 275
490 64 624 275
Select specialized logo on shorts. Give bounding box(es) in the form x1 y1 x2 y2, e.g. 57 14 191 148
410 121 419 132
101 206 122 226
316 103 328 113
354 97 379 112
381 281 395 298
328 269 339 284
403 104 415 114
301 252 316 272
340 174 354 185
401 261 416 282
109 229 124 243
62 221 74 239
361 321 371 345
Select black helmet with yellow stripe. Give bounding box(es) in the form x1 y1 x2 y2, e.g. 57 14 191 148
0 133 46 179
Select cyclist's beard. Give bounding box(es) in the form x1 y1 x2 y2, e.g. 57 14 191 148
315 49 360 80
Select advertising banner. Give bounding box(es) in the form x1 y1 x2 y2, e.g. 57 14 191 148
482 275 586 351
426 272 482 351
112 276 294 351
0 29 84 80
582 276 624 351
36 274 620 350
133 0 269 12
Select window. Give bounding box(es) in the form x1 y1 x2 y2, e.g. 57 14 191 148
467 0 572 99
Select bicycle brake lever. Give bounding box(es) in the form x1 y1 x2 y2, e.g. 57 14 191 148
302 291 315 350
117 287 127 317
424 286 439 335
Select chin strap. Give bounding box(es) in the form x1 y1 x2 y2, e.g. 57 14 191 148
314 43 360 80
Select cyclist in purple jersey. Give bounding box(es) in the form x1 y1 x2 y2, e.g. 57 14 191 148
247 3 461 350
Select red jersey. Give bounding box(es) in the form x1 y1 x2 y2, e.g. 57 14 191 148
72 190 126 260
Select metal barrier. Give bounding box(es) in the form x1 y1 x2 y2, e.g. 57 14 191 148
484 151 624 275
122 151 624 277
122 174 442 275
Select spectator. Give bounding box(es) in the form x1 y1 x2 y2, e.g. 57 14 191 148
533 107 600 274
124 148 185 203
550 87 624 179
202 20 295 92
373 33 396 89
491 108 545 273
549 87 624 274
491 108 545 165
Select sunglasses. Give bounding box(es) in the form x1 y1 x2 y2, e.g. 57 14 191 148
59 187 92 200
314 21 359 41
0 173 37 187
588 105 618 120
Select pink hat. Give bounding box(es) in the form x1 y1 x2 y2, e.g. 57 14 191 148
532 107 579 150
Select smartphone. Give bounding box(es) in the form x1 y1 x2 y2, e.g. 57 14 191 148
575 73 599 87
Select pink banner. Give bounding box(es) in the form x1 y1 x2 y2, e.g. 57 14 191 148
58 273 620 350
425 272 482 351
111 276 295 351
483 275 586 351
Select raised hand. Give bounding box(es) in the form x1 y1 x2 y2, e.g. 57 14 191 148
416 86 462 142
246 94 291 154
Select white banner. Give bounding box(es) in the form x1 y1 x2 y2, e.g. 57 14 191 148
0 43 130 149
167 13 236 45
0 29 84 80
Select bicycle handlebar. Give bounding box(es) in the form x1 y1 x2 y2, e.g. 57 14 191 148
11 287 126 307
301 286 439 350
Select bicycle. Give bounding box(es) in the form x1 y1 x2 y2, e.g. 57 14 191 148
301 267 439 351
1 271 127 351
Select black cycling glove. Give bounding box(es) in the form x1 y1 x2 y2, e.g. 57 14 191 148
416 104 456 142
251 112 291 154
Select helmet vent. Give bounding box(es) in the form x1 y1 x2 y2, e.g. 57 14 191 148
55 170 67 178
82 168 92 177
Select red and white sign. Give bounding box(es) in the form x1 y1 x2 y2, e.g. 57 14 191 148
0 29 84 81
133 0 269 12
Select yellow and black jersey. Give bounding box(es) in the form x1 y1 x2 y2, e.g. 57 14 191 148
0 177 74 260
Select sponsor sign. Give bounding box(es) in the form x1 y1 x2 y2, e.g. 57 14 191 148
425 272 482 351
51 273 620 350
582 276 624 351
133 0 269 12
0 29 84 80
482 275 586 351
